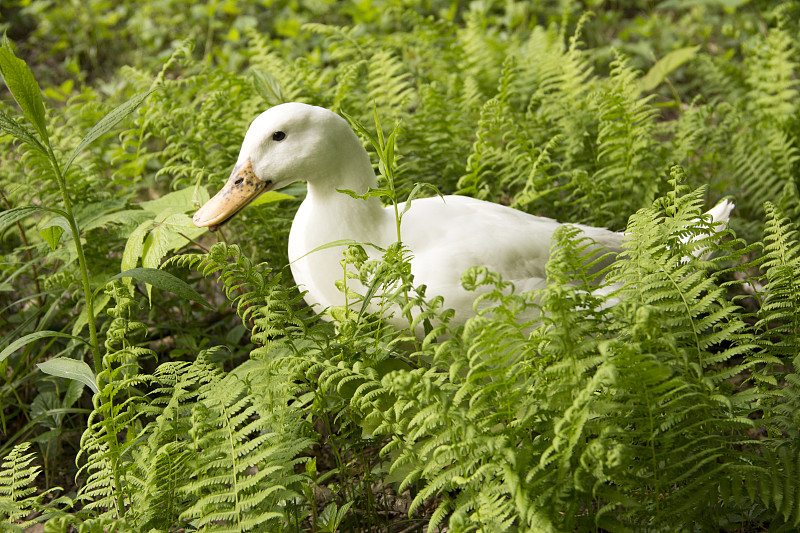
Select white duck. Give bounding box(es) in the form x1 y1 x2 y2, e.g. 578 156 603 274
192 103 733 330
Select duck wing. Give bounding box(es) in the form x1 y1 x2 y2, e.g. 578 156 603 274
397 195 623 315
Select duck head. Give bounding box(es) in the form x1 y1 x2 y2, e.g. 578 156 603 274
192 102 363 231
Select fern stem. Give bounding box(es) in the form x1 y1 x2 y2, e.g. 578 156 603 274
641 366 661 521
46 147 103 377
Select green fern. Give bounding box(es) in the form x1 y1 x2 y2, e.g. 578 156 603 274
0 443 44 528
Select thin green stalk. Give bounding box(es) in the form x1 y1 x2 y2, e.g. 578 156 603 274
49 149 126 516
381 131 420 351
0 188 46 317
45 147 102 377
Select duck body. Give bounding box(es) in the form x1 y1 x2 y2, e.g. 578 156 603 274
193 103 732 330
288 190 623 326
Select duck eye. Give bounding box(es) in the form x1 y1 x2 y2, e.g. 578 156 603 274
272 131 286 141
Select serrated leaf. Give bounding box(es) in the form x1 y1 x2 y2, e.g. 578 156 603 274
107 268 212 308
142 225 171 269
141 215 205 284
0 39 49 145
0 206 48 234
0 108 47 154
141 227 170 303
81 209 152 233
121 220 152 273
0 330 89 363
639 46 701 92
140 186 209 217
37 358 99 394
64 88 157 173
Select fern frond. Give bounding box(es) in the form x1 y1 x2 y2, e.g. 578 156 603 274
589 50 659 227
177 370 311 530
0 443 42 528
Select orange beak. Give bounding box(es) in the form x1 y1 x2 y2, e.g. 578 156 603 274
192 158 271 231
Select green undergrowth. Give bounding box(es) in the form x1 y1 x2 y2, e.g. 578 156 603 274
2 1 800 531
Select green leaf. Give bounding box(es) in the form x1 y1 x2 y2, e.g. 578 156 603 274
64 88 157 173
38 216 72 250
0 206 47 234
336 187 392 201
0 330 90 363
318 501 353 533
401 182 445 217
63 378 85 408
289 238 386 265
656 0 749 7
121 220 152 275
249 190 295 207
639 46 701 92
253 69 286 105
37 358 99 394
142 225 171 271
342 110 380 149
72 293 111 337
0 108 47 154
106 268 213 308
81 209 151 233
39 225 63 250
140 186 209 217
0 37 48 145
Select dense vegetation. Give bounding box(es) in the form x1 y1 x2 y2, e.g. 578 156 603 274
2 0 800 530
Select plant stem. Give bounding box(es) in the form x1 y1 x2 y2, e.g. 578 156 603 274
0 188 46 317
46 147 102 375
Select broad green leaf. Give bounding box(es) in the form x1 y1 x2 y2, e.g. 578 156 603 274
159 213 206 248
142 225 171 269
140 215 206 302
63 379 86 409
121 220 153 274
37 358 99 394
0 330 90 363
140 186 209 217
140 215 205 285
0 108 47 154
639 46 701 92
81 209 151 233
253 70 286 105
107 268 213 308
64 88 158 173
0 37 49 144
39 216 72 250
39 225 63 250
0 206 47 234
249 190 295 207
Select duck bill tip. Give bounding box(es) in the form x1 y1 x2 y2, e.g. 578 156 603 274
192 159 269 229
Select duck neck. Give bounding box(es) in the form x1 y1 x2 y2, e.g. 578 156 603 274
304 147 388 244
